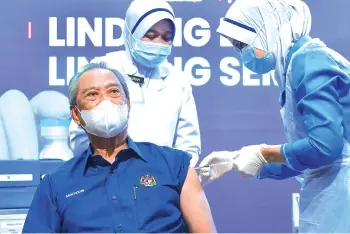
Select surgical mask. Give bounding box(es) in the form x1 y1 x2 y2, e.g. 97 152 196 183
241 46 276 74
132 40 171 68
125 25 172 68
77 100 128 138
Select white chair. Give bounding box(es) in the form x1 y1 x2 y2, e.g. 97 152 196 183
292 193 300 233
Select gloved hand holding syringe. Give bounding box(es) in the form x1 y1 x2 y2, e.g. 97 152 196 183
194 151 239 185
194 161 234 184
196 145 271 185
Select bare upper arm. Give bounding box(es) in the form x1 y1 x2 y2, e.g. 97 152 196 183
180 167 217 233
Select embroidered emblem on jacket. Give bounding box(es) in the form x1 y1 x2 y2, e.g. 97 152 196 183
140 175 157 186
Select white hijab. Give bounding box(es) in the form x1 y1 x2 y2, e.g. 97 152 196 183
123 0 175 78
217 0 312 88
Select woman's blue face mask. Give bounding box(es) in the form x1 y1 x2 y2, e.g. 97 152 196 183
229 38 275 75
124 21 173 68
240 46 276 74
131 39 172 68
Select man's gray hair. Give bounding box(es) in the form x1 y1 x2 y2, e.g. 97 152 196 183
68 62 130 106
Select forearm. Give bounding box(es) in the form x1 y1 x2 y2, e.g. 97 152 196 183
281 137 343 171
259 136 344 172
257 145 302 180
260 145 285 164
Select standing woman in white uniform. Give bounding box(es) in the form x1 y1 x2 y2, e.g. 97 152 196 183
199 0 350 232
69 0 201 166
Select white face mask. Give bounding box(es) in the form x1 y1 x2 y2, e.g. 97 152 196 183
77 100 128 138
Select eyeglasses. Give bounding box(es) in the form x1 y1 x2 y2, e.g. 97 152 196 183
221 34 248 53
232 39 248 53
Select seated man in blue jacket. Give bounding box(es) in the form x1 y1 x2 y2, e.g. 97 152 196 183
22 62 216 233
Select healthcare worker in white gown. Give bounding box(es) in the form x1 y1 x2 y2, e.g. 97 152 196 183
69 0 201 166
199 0 350 232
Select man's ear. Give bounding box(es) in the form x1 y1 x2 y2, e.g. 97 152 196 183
70 106 83 126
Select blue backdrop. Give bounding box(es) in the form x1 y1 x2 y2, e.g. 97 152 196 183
0 0 349 232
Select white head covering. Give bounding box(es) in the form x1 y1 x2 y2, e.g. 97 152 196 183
123 0 175 78
217 0 312 87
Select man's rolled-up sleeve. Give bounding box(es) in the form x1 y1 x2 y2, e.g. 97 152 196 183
22 175 61 233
